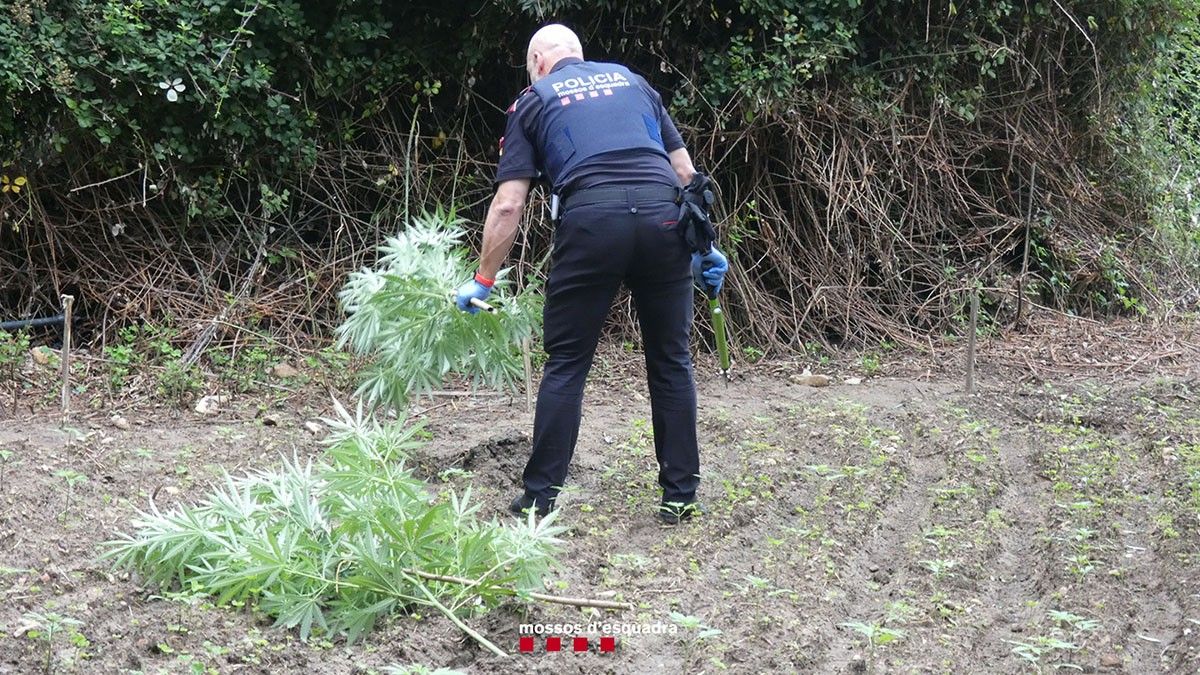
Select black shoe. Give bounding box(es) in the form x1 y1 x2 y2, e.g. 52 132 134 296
509 493 553 517
658 501 702 525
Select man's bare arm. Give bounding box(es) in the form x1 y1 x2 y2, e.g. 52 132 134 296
669 147 696 186
478 178 532 280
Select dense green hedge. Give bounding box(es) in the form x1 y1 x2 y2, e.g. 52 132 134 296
2 1 1185 212
3 1 430 216
1 0 1196 345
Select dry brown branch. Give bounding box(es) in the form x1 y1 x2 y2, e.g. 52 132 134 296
0 66 1184 356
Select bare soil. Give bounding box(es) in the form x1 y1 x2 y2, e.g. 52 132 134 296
1 317 1198 674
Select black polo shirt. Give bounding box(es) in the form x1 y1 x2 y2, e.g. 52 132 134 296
494 57 685 193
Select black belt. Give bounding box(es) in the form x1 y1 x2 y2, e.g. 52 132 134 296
560 185 682 211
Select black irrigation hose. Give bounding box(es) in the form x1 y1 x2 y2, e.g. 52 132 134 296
0 314 64 331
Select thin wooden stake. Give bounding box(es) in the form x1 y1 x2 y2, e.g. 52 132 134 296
405 567 636 611
525 590 635 611
1015 162 1037 326
521 336 534 414
60 294 75 421
966 290 979 394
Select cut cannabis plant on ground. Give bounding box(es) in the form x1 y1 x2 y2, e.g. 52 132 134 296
336 210 542 410
103 400 565 650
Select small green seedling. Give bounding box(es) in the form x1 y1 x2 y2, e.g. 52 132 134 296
1005 610 1099 672
0 448 15 490
53 469 88 518
669 611 723 640
883 601 920 625
20 610 84 674
840 620 905 648
919 558 959 580
1048 610 1101 633
1006 635 1079 671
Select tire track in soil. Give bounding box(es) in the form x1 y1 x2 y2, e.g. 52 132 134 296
1107 466 1188 672
967 404 1189 672
967 421 1057 665
816 404 948 672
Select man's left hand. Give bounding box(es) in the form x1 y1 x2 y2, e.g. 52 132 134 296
455 273 494 313
692 248 728 296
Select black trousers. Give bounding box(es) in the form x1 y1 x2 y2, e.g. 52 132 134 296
522 194 700 508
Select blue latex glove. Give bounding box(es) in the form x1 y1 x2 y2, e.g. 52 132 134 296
455 276 492 313
691 247 728 296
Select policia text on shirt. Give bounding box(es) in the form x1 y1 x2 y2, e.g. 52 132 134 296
454 24 728 526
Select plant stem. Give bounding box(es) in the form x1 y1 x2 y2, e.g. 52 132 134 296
525 590 635 611
43 626 53 675
412 578 508 658
405 568 635 611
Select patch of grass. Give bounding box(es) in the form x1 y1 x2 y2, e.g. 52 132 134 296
0 328 31 412
859 352 882 375
741 345 765 363
303 345 358 391
803 341 831 365
0 447 19 491
884 600 921 625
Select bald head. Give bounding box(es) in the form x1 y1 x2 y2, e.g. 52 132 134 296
526 24 583 83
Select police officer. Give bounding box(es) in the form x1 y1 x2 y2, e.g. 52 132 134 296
455 24 728 524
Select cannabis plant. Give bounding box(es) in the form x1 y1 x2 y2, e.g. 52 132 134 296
19 610 84 675
104 401 564 650
336 210 541 410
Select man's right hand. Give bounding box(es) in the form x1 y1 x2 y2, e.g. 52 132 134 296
455 273 494 313
692 248 728 297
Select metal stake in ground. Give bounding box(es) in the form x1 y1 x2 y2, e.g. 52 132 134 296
60 294 75 421
966 290 979 394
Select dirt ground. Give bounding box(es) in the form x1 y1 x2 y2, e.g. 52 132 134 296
1 316 1198 674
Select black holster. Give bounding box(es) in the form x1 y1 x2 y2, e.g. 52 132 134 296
678 172 717 254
